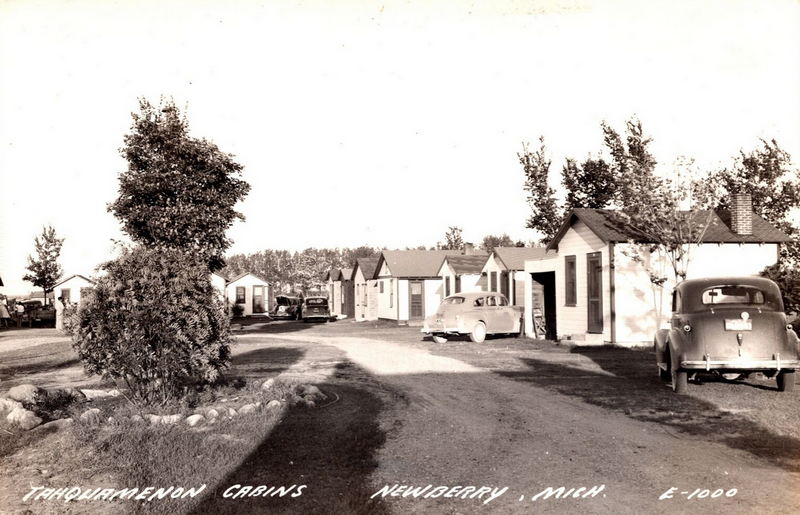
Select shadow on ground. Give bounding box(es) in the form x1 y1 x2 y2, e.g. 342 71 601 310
231 318 327 335
496 345 800 472
0 348 81 382
230 346 306 378
188 363 389 515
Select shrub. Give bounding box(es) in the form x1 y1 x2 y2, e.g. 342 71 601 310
761 263 800 331
61 303 78 334
231 303 244 317
71 246 232 404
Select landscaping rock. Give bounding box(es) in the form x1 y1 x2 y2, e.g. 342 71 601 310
205 409 219 419
6 407 42 430
0 397 23 413
35 418 74 431
79 408 102 426
238 403 257 415
80 389 121 400
185 414 205 427
304 399 316 408
261 378 275 390
226 407 237 418
146 414 162 425
301 384 321 396
8 384 45 403
266 400 281 410
161 414 183 425
131 415 144 423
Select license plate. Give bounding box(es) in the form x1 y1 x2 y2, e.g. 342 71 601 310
725 319 752 331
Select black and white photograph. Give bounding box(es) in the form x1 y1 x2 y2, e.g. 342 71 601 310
1 0 799 513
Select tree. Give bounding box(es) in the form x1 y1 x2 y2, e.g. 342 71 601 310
520 137 563 244
705 139 799 261
480 233 515 252
439 226 464 250
561 157 615 208
22 225 64 306
603 118 659 210
108 98 250 271
72 247 231 404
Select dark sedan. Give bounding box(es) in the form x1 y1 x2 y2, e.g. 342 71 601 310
301 296 331 322
655 276 799 393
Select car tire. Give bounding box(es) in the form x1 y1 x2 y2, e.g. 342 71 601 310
777 370 796 392
672 369 688 394
469 322 487 343
431 334 448 344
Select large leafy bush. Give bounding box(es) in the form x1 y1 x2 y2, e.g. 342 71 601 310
72 247 232 404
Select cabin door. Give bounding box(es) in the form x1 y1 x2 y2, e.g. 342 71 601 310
587 253 603 333
409 281 424 320
253 286 265 314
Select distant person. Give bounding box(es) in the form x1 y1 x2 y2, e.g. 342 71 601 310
0 296 10 328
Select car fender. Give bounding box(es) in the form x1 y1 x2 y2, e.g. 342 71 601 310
459 313 482 333
788 328 800 356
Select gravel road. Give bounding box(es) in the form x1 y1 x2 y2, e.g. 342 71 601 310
256 330 800 514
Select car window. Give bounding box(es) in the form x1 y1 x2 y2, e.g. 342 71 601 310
306 298 327 305
474 297 485 307
702 286 765 305
497 295 508 306
442 296 465 305
487 296 497 306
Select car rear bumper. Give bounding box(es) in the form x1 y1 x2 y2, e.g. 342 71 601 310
304 314 331 320
681 357 800 371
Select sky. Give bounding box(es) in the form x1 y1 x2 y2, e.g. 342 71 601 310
1 0 799 296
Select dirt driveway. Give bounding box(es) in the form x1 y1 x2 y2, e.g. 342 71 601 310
231 322 800 514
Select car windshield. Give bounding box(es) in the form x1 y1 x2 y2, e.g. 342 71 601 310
306 298 327 305
441 297 465 305
276 297 299 306
701 286 766 305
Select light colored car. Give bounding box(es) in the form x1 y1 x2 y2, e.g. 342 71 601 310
655 276 799 393
422 292 522 344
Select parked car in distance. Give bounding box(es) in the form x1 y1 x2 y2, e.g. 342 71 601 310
271 295 302 320
301 296 331 322
422 292 522 344
655 276 799 394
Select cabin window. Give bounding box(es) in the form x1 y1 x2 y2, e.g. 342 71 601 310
236 287 246 304
61 288 71 303
445 276 451 297
389 280 393 308
564 256 577 306
380 281 384 294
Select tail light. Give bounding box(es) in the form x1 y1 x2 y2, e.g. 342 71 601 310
683 324 692 332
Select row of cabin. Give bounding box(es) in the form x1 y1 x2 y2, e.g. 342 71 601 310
326 195 793 347
325 246 551 324
52 271 273 328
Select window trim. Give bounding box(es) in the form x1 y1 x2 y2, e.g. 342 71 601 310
564 255 577 306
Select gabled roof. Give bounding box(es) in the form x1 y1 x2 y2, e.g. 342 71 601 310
53 274 95 288
547 208 793 251
373 250 464 279
339 268 353 282
491 247 553 270
441 255 488 275
227 271 270 285
324 269 340 282
351 257 379 281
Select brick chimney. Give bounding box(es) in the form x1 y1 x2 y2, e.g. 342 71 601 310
463 242 475 255
730 193 753 235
